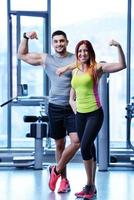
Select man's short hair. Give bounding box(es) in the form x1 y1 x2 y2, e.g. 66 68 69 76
52 30 67 40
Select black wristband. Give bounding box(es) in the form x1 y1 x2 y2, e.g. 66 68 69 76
23 32 29 40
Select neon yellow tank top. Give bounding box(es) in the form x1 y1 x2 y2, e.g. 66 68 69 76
71 69 101 113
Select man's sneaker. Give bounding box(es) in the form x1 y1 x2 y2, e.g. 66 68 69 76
58 178 71 193
75 185 97 198
48 166 60 191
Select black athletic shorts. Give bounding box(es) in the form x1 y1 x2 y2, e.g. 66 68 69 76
48 103 76 139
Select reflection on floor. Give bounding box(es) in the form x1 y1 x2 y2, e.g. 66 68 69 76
0 163 134 200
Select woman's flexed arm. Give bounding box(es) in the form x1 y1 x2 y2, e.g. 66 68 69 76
97 40 126 74
56 61 80 76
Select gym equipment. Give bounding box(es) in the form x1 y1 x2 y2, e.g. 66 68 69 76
0 96 49 169
126 97 134 163
0 96 17 107
23 114 48 169
110 96 134 166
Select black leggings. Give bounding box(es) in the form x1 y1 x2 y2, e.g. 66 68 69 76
76 107 104 161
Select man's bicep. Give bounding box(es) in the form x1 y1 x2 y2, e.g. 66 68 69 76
24 52 46 66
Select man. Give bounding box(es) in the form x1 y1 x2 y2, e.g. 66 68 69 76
18 30 80 193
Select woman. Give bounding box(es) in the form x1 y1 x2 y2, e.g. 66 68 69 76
56 39 126 199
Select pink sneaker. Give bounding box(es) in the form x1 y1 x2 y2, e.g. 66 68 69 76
83 185 97 199
48 166 60 191
58 178 71 193
75 185 89 198
83 191 95 199
75 185 97 198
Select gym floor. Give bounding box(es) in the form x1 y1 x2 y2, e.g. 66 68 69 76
0 163 134 200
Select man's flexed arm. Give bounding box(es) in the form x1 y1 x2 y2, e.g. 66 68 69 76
18 32 47 66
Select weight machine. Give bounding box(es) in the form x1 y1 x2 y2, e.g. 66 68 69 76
0 96 49 169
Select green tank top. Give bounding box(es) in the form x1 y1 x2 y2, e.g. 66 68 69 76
71 69 101 113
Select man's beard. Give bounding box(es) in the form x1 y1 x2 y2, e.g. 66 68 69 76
55 47 66 54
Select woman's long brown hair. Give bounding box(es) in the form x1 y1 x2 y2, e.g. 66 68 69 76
75 40 98 81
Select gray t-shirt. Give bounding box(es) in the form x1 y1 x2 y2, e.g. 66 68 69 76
44 52 75 106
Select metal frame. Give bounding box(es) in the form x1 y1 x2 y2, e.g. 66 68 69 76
98 0 133 169
6 0 51 148
126 0 133 149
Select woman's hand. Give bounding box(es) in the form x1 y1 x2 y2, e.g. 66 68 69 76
109 40 120 47
69 100 77 114
56 67 67 76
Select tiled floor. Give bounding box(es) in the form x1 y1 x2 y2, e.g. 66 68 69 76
0 163 134 200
